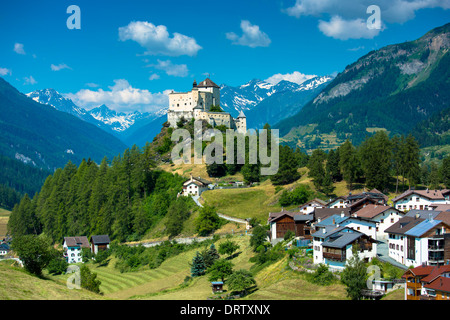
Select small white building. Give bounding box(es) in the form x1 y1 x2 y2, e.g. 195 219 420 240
182 175 211 197
63 236 90 264
393 189 450 212
326 196 347 209
298 198 327 214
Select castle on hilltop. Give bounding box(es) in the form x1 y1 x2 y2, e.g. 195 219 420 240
167 78 246 133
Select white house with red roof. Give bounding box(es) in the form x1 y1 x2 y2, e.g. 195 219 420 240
393 189 450 212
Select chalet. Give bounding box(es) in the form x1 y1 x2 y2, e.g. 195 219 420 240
314 213 378 240
393 188 450 212
63 236 90 264
326 196 347 209
385 214 450 267
325 189 388 210
298 198 327 214
211 281 224 294
402 265 450 300
268 209 314 241
353 205 405 240
182 175 212 197
90 235 110 255
312 226 377 270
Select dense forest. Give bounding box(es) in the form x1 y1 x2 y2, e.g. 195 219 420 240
0 154 51 210
7 143 185 243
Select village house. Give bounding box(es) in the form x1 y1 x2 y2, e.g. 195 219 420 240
325 189 388 210
63 236 90 264
402 264 450 300
353 204 405 240
298 198 327 214
90 235 111 255
385 212 450 267
314 213 378 240
392 188 450 212
181 175 212 197
268 209 314 242
312 226 377 270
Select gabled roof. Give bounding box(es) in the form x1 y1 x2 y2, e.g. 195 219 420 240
64 236 90 248
404 219 443 237
321 232 364 249
268 210 296 222
392 189 448 202
197 78 220 88
435 211 450 226
90 235 110 245
405 210 442 220
299 198 327 208
423 276 450 293
294 214 314 222
385 216 425 235
315 207 350 220
421 265 450 283
184 176 212 186
354 205 399 219
402 265 436 278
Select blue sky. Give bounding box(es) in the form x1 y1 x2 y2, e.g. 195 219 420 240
0 0 449 113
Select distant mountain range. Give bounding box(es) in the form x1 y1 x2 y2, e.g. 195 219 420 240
0 77 127 171
275 22 450 152
25 75 332 147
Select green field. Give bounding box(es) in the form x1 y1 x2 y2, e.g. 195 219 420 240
0 208 10 239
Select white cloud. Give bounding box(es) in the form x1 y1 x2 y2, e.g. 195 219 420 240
265 71 317 85
226 20 271 48
118 21 202 57
283 0 449 39
51 63 72 71
149 73 160 81
24 76 37 85
14 43 26 55
148 59 188 77
85 83 100 88
318 16 381 40
0 68 12 76
64 79 169 113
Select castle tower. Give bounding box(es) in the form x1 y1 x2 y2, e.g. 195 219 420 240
197 78 220 109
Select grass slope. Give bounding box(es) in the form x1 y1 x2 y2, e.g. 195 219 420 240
0 262 103 300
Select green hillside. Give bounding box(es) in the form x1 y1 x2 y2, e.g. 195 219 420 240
275 23 450 152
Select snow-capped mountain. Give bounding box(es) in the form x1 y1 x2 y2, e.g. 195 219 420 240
26 89 167 139
244 75 334 129
219 76 332 118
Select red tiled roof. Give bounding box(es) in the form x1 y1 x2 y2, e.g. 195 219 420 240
402 265 435 278
423 276 450 293
421 265 450 283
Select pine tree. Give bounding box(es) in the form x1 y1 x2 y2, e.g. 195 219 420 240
191 251 206 277
340 244 367 300
442 155 450 188
339 140 359 190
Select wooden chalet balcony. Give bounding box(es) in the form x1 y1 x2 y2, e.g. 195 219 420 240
323 252 345 261
406 281 421 290
419 295 436 301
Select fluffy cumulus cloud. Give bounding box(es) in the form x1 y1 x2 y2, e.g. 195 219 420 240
284 0 449 39
148 59 188 77
118 21 202 57
0 67 12 76
64 79 170 113
226 20 271 48
318 16 381 40
51 63 72 71
265 71 317 85
14 43 26 55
